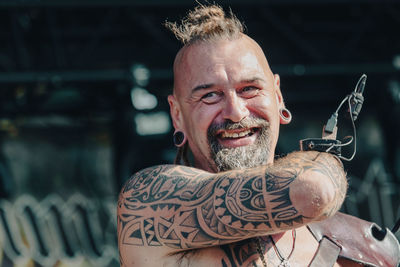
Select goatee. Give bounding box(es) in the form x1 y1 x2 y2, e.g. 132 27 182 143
207 117 272 172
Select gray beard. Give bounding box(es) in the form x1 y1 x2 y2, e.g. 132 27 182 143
207 117 272 172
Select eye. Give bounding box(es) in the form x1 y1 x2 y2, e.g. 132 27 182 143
201 91 222 104
240 86 259 98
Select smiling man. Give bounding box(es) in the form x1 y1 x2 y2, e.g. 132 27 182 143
117 4 400 267
170 32 282 172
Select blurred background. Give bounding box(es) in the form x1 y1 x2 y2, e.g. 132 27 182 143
0 0 399 266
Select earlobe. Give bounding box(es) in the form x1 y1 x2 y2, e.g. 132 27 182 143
173 131 187 147
279 107 292 124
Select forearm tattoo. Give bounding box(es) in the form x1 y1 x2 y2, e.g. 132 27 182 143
118 152 346 250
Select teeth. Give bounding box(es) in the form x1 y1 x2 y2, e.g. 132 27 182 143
221 130 251 138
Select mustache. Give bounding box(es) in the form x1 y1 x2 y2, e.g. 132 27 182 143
207 117 270 137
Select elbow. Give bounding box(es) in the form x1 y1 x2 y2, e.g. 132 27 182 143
291 171 347 221
311 176 345 221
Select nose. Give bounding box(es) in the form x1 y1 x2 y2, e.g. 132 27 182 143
222 93 250 122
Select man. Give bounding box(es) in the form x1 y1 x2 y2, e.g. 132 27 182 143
118 4 400 267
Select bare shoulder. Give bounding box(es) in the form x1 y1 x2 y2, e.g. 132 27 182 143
117 164 218 264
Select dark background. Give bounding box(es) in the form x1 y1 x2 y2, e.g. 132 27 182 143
0 1 399 266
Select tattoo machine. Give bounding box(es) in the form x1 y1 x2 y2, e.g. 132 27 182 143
300 74 367 161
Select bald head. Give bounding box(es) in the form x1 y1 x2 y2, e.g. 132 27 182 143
173 34 274 97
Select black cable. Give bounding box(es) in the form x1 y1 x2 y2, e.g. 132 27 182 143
392 217 400 234
300 74 366 161
322 93 357 161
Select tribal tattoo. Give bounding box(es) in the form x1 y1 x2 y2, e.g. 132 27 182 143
118 152 346 251
220 238 263 267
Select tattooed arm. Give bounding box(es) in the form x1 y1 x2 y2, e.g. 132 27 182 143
118 151 346 260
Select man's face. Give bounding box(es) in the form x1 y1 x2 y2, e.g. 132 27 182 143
169 35 286 172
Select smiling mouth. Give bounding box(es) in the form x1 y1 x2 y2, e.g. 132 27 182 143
218 127 260 139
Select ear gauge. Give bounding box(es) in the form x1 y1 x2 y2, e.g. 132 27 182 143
279 108 292 123
173 131 186 147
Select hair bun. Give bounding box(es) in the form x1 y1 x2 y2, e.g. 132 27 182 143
188 5 225 25
165 4 243 45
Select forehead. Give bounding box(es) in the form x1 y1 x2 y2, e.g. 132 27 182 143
174 37 272 95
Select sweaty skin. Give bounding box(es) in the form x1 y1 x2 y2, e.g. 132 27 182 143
118 35 353 266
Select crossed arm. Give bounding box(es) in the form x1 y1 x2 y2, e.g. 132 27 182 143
118 151 347 255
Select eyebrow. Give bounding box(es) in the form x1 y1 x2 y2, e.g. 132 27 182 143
191 83 214 94
242 77 266 84
190 77 267 94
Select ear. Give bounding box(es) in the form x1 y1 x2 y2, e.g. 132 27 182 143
273 74 291 125
168 94 185 131
273 74 283 106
